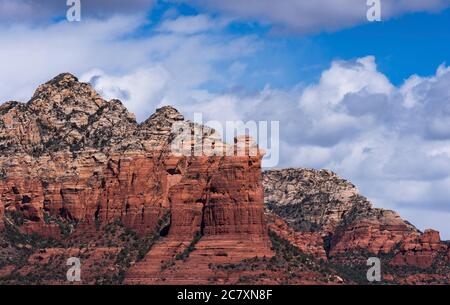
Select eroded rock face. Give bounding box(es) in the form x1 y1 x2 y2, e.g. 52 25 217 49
0 73 271 246
0 203 3 230
263 169 419 255
168 156 266 237
0 74 137 156
125 154 274 284
263 169 450 277
0 74 172 236
391 229 447 269
263 169 359 233
0 73 275 285
1 153 173 236
329 203 418 256
266 213 327 260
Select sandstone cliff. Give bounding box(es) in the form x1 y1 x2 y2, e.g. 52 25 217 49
0 73 273 284
0 73 266 233
263 169 420 254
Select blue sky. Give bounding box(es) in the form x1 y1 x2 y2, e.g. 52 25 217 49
140 1 450 89
316 9 450 85
140 1 450 97
1 0 450 238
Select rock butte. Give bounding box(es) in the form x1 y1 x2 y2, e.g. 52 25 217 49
0 74 449 284
0 73 272 283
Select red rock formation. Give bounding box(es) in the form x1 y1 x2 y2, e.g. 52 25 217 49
0 75 206 235
329 209 418 256
393 273 449 285
168 155 267 237
2 73 450 285
0 153 174 236
125 154 274 284
0 73 274 285
0 201 4 230
391 229 447 269
266 213 327 260
263 168 450 284
125 234 274 285
0 74 272 242
19 247 122 284
263 169 420 256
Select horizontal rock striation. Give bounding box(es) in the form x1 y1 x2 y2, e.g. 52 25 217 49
0 74 273 273
266 212 327 260
390 229 448 269
263 168 449 268
328 196 419 256
125 154 274 284
168 155 266 237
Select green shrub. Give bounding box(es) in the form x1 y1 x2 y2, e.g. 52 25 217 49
175 231 202 261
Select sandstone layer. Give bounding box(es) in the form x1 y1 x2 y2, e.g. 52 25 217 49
265 213 327 261
0 74 273 284
263 168 449 276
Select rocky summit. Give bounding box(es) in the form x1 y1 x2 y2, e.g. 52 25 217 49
264 169 450 284
0 74 449 285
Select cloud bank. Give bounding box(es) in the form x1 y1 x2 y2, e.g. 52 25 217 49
182 0 450 33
